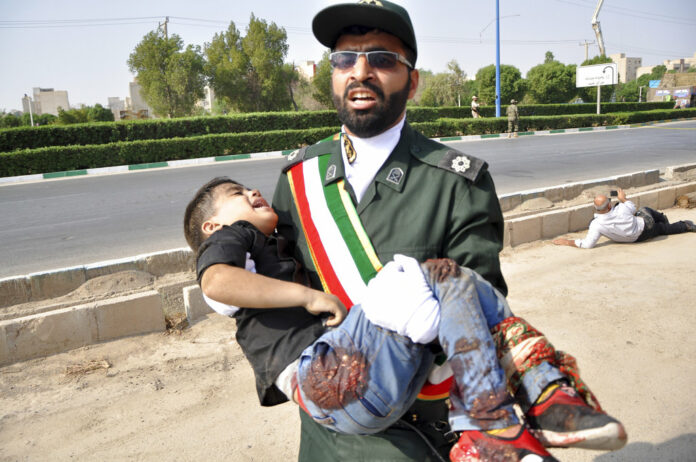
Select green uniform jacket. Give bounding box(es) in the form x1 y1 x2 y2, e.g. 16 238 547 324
272 122 507 461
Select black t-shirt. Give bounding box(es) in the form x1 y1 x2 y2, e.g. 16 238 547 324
197 221 325 406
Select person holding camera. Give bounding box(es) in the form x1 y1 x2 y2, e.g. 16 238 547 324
552 188 696 249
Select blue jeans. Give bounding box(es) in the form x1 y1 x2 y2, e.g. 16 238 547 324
297 262 563 435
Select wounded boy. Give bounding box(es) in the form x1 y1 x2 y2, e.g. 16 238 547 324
184 176 627 462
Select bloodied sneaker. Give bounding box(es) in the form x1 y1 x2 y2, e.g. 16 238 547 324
450 426 558 462
526 383 627 450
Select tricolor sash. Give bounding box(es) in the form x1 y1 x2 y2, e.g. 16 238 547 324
287 151 454 401
287 154 382 309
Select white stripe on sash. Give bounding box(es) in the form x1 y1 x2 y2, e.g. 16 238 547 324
302 157 368 304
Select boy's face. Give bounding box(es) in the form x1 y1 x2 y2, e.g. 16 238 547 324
204 183 278 236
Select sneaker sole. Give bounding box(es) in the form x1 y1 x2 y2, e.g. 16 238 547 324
531 422 627 451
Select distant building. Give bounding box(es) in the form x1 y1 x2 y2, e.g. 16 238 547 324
29 87 70 116
125 80 153 118
297 61 316 80
609 53 642 83
663 52 696 72
107 97 126 121
21 94 37 115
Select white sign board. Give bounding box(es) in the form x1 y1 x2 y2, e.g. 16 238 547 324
576 63 618 88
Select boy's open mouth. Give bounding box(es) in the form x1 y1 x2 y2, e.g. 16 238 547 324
252 198 269 209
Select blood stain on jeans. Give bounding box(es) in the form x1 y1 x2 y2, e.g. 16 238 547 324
301 347 368 409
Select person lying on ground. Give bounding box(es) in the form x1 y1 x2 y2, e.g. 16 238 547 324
553 188 695 249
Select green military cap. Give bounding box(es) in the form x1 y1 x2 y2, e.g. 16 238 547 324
312 0 417 64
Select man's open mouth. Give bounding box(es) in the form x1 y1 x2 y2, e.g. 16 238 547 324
350 91 376 103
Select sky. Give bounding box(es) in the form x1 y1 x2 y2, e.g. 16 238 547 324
1 0 695 112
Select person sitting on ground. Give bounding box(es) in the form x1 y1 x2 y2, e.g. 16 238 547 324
553 188 696 249
184 176 627 462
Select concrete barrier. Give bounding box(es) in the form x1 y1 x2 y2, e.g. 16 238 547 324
498 168 661 213
0 291 165 365
664 163 696 180
184 285 214 323
0 248 195 310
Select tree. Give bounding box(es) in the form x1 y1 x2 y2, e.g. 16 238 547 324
128 30 206 118
0 113 21 128
417 60 471 107
205 15 294 112
88 104 115 122
311 51 333 109
526 56 576 103
577 55 615 103
475 64 525 105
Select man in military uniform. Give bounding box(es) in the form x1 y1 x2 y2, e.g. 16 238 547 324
271 1 625 460
507 99 519 138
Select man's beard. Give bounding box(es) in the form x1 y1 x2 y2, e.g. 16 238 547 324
333 75 411 138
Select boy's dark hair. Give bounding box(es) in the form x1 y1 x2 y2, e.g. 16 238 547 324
183 177 243 252
335 25 416 68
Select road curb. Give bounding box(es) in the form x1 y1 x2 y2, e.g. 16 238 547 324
2 118 694 186
1 166 695 365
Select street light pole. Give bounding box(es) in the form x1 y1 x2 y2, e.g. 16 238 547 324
23 94 34 127
495 0 501 117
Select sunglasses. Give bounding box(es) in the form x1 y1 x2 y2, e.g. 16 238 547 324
329 51 413 70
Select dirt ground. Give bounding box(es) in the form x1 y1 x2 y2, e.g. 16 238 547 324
1 208 695 462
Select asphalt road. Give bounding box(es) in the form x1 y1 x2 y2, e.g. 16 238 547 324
0 120 694 278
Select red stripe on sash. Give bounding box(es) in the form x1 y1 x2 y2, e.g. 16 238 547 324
289 163 353 308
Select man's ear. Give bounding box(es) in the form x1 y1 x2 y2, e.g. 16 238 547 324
408 68 419 100
202 219 222 236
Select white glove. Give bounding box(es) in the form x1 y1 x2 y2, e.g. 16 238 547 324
360 254 440 344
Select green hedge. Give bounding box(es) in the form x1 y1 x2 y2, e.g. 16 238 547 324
2 108 693 178
0 102 674 152
411 108 696 138
0 127 339 177
0 111 341 153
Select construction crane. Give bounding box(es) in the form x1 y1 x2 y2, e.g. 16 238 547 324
592 0 605 56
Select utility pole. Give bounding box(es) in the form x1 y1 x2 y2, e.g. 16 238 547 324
159 16 169 39
579 40 595 62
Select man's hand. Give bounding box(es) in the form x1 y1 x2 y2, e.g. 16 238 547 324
304 290 347 327
617 187 627 203
552 238 577 247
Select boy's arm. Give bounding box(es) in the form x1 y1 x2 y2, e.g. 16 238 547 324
201 264 346 326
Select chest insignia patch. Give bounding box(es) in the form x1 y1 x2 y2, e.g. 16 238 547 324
325 164 337 181
386 167 404 185
451 156 471 173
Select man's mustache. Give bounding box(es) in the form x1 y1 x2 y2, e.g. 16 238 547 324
343 81 385 101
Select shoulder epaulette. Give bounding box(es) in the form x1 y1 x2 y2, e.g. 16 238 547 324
437 149 487 183
410 131 487 183
282 146 308 172
282 135 341 172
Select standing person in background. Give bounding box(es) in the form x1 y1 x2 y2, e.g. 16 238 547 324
471 95 481 118
507 99 519 138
